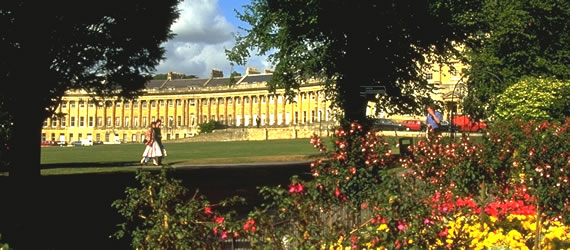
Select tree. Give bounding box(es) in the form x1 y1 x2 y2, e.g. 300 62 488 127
226 0 482 124
494 77 570 121
0 2 180 247
0 0 180 178
462 0 570 119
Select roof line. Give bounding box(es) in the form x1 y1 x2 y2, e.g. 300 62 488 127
158 79 169 89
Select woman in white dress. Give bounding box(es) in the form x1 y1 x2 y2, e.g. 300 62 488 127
140 122 163 165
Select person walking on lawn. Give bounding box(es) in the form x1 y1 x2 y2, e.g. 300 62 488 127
140 121 162 166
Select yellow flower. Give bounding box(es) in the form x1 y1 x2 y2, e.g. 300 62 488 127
376 224 389 232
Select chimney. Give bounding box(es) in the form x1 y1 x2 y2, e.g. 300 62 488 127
167 71 184 80
211 69 223 78
246 67 260 75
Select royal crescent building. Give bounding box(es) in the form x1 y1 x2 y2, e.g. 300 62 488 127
42 59 467 144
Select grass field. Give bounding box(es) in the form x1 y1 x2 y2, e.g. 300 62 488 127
39 138 327 175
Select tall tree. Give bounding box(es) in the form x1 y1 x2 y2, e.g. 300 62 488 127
226 0 481 124
462 0 570 119
0 0 181 178
0 1 180 247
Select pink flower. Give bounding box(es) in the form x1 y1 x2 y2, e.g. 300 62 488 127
214 216 224 224
397 222 406 231
221 231 228 240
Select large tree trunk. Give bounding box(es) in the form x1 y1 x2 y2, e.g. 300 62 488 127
4 2 49 248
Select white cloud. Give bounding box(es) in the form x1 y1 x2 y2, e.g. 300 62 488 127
155 0 271 78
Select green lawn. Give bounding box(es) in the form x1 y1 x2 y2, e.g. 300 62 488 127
40 138 327 174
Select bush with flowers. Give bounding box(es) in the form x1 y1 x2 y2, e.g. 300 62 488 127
242 118 569 249
112 118 569 249
112 168 245 249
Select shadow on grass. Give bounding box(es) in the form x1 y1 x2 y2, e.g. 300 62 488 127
41 161 138 169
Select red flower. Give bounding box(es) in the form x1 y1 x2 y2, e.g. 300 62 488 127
215 216 225 224
204 206 213 215
243 219 256 233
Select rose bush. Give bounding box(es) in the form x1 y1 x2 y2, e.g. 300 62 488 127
112 168 245 249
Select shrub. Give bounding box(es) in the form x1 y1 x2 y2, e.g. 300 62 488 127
112 168 245 249
198 120 220 134
494 77 570 122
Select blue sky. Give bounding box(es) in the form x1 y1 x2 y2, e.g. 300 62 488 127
155 0 272 78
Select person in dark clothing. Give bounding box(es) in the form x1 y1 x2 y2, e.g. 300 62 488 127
154 119 165 165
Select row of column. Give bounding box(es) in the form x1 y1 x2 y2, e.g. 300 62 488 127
46 91 328 130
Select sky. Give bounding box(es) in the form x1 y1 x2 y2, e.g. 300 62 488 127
154 0 272 78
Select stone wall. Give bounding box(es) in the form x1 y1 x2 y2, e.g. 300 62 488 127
180 124 334 142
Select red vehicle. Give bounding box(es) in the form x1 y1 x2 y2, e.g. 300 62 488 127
401 119 424 131
452 115 487 132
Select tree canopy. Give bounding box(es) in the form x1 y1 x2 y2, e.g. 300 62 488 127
226 0 482 122
0 0 181 178
462 0 570 119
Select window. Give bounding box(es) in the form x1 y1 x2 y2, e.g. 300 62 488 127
106 117 112 126
142 101 148 109
124 102 130 109
190 99 195 106
236 98 241 105
269 95 275 104
88 117 94 127
168 100 173 107
142 117 147 127
425 73 433 80
169 116 174 127
151 101 156 108
218 98 224 104
210 98 216 105
176 99 181 106
303 111 307 123
115 117 121 127
253 96 258 104
105 101 113 108
115 101 121 108
97 117 102 127
244 97 249 104
79 100 85 108
134 117 139 127
78 133 83 140
62 102 67 109
311 110 316 122
70 117 75 127
177 116 181 126
227 98 232 104
51 133 55 141
69 133 73 142
43 120 48 127
105 133 110 142
202 99 208 105
96 134 101 142
125 117 130 127
88 101 94 108
60 118 66 127
51 119 57 127
261 96 266 104
160 100 165 107
79 117 85 127
70 101 76 108
133 101 138 109
311 93 315 100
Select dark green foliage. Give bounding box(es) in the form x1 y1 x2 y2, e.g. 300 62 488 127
112 168 245 249
463 0 570 119
227 0 482 121
198 120 222 134
0 0 181 176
